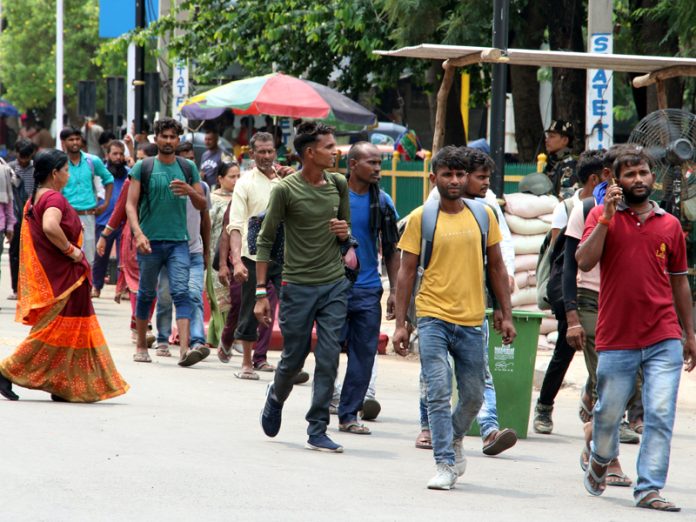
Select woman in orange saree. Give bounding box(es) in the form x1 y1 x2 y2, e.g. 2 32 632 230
0 150 129 402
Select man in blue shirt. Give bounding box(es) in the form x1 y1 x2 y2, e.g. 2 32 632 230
335 142 400 434
60 127 114 266
92 140 129 298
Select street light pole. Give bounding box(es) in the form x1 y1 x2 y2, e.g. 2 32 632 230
55 0 64 148
490 0 509 196
134 0 146 134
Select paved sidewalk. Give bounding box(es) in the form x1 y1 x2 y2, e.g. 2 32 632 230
1 253 695 521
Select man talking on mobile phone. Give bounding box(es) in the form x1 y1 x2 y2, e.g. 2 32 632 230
576 146 696 511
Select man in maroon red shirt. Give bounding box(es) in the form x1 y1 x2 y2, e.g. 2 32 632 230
576 147 696 512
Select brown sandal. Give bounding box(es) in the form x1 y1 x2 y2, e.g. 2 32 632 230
415 429 432 449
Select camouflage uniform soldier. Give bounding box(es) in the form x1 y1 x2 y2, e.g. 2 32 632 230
544 119 578 199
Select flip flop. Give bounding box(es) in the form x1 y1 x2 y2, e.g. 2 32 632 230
636 495 681 512
133 351 152 363
482 428 517 456
254 361 276 372
339 421 371 435
178 349 203 367
217 344 233 363
234 370 260 380
583 456 608 497
578 385 593 423
415 430 432 450
607 472 632 487
155 345 172 357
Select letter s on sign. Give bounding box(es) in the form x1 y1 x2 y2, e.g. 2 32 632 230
593 35 609 53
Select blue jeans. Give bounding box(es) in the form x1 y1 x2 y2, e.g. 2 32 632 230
136 241 192 321
92 224 122 291
419 319 499 440
338 286 383 424
477 319 500 439
156 252 205 345
418 316 486 466
591 339 683 501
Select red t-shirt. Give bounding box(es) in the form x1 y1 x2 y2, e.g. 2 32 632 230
581 203 687 350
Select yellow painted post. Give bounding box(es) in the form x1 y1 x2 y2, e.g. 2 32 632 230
536 153 547 173
391 151 400 203
460 72 470 137
423 150 432 202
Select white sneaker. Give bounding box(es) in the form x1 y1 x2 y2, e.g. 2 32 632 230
427 463 457 490
453 438 467 477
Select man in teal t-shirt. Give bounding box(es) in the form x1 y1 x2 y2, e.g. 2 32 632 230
60 127 114 266
125 118 208 367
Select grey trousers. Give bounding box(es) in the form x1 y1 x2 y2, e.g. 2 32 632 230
273 277 351 437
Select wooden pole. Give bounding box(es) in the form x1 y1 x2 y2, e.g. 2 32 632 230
632 65 696 88
432 63 455 155
655 80 668 110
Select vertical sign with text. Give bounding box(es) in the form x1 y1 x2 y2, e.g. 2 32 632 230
585 33 613 150
172 60 189 127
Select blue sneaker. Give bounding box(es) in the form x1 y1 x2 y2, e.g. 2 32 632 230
260 384 283 437
305 433 344 453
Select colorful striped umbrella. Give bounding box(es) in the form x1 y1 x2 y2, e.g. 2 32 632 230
180 73 376 126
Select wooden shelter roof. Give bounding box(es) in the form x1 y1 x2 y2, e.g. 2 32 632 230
374 44 696 80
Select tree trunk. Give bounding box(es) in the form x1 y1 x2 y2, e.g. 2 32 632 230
630 0 683 117
509 0 546 161
547 0 586 153
443 70 466 149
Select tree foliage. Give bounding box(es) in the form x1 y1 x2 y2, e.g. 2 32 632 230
99 0 411 101
0 0 105 114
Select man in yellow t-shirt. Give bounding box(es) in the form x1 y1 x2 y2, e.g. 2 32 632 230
393 145 516 490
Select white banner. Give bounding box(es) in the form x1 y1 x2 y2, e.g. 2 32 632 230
585 33 613 150
172 60 189 126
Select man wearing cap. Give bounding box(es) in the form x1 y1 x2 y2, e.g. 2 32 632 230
544 119 578 198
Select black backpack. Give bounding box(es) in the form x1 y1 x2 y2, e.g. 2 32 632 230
137 156 194 214
545 197 595 309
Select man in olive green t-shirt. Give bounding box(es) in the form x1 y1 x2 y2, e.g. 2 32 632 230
125 118 207 367
256 122 352 453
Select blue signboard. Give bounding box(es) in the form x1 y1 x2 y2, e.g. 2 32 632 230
99 0 159 38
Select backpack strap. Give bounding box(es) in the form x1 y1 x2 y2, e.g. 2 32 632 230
137 157 156 216
419 196 440 270
174 156 194 185
463 198 490 266
582 196 595 220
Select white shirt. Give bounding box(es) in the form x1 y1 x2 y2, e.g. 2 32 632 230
226 167 281 261
551 190 581 230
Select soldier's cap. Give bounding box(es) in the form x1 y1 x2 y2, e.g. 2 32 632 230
546 119 574 138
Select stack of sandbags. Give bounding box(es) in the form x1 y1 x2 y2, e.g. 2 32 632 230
503 193 559 348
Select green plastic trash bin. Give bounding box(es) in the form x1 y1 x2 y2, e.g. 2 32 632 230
465 309 545 439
